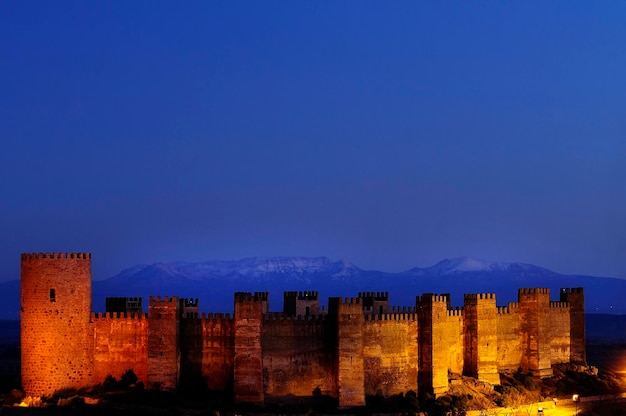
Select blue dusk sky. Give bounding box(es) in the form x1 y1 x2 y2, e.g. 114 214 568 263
1 1 625 282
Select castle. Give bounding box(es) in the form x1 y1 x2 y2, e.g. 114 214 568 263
20 253 586 407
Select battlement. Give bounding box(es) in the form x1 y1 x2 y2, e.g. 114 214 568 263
182 298 198 307
328 297 364 315
149 295 178 303
363 305 410 315
264 313 327 321
519 288 550 295
417 293 450 303
235 292 250 303
106 297 143 314
91 311 148 320
391 306 415 313
20 250 94 397
497 306 510 314
358 291 389 300
284 291 318 300
343 297 361 305
204 312 231 320
561 287 584 294
181 312 232 321
235 292 268 303
464 293 495 300
20 247 588 403
363 313 417 321
21 252 91 260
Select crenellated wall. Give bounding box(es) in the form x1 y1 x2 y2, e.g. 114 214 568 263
92 312 149 384
518 288 553 377
463 293 499 384
283 291 320 316
362 313 418 397
233 292 266 404
359 292 391 315
147 296 181 390
496 303 522 370
560 288 586 364
417 294 452 396
19 253 586 405
548 302 571 364
181 313 234 392
262 314 333 400
329 297 366 407
443 308 464 377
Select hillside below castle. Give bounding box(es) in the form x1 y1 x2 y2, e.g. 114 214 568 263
20 253 585 408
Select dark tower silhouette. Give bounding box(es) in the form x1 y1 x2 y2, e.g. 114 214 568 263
560 287 586 364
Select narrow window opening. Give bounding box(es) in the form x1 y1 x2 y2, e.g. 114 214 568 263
305 306 310 316
50 288 56 302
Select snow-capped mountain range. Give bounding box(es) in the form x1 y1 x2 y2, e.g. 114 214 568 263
1 256 624 319
414 257 555 275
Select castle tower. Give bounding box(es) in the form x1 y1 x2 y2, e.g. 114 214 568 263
181 298 199 316
463 293 499 385
518 288 552 377
233 292 266 404
20 252 94 396
328 297 365 408
105 296 143 314
416 294 450 396
283 291 319 316
560 287 586 365
358 291 390 315
147 296 181 390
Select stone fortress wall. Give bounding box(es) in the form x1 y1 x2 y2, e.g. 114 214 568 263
20 253 586 407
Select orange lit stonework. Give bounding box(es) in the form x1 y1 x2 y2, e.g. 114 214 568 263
20 253 586 407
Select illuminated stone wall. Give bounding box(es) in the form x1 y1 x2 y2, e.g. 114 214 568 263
20 253 586 404
92 312 148 384
443 309 464 376
548 302 571 364
20 253 94 397
496 290 575 375
261 315 334 400
147 296 180 390
181 313 234 391
463 294 499 384
233 292 265 404
417 294 453 396
329 297 366 407
496 303 522 370
518 288 557 377
362 314 418 397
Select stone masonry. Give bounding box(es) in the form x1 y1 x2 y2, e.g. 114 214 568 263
20 253 586 407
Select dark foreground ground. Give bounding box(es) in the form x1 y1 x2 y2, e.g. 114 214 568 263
587 343 626 381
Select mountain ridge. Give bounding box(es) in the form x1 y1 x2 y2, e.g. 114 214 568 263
1 256 624 319
411 256 558 275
